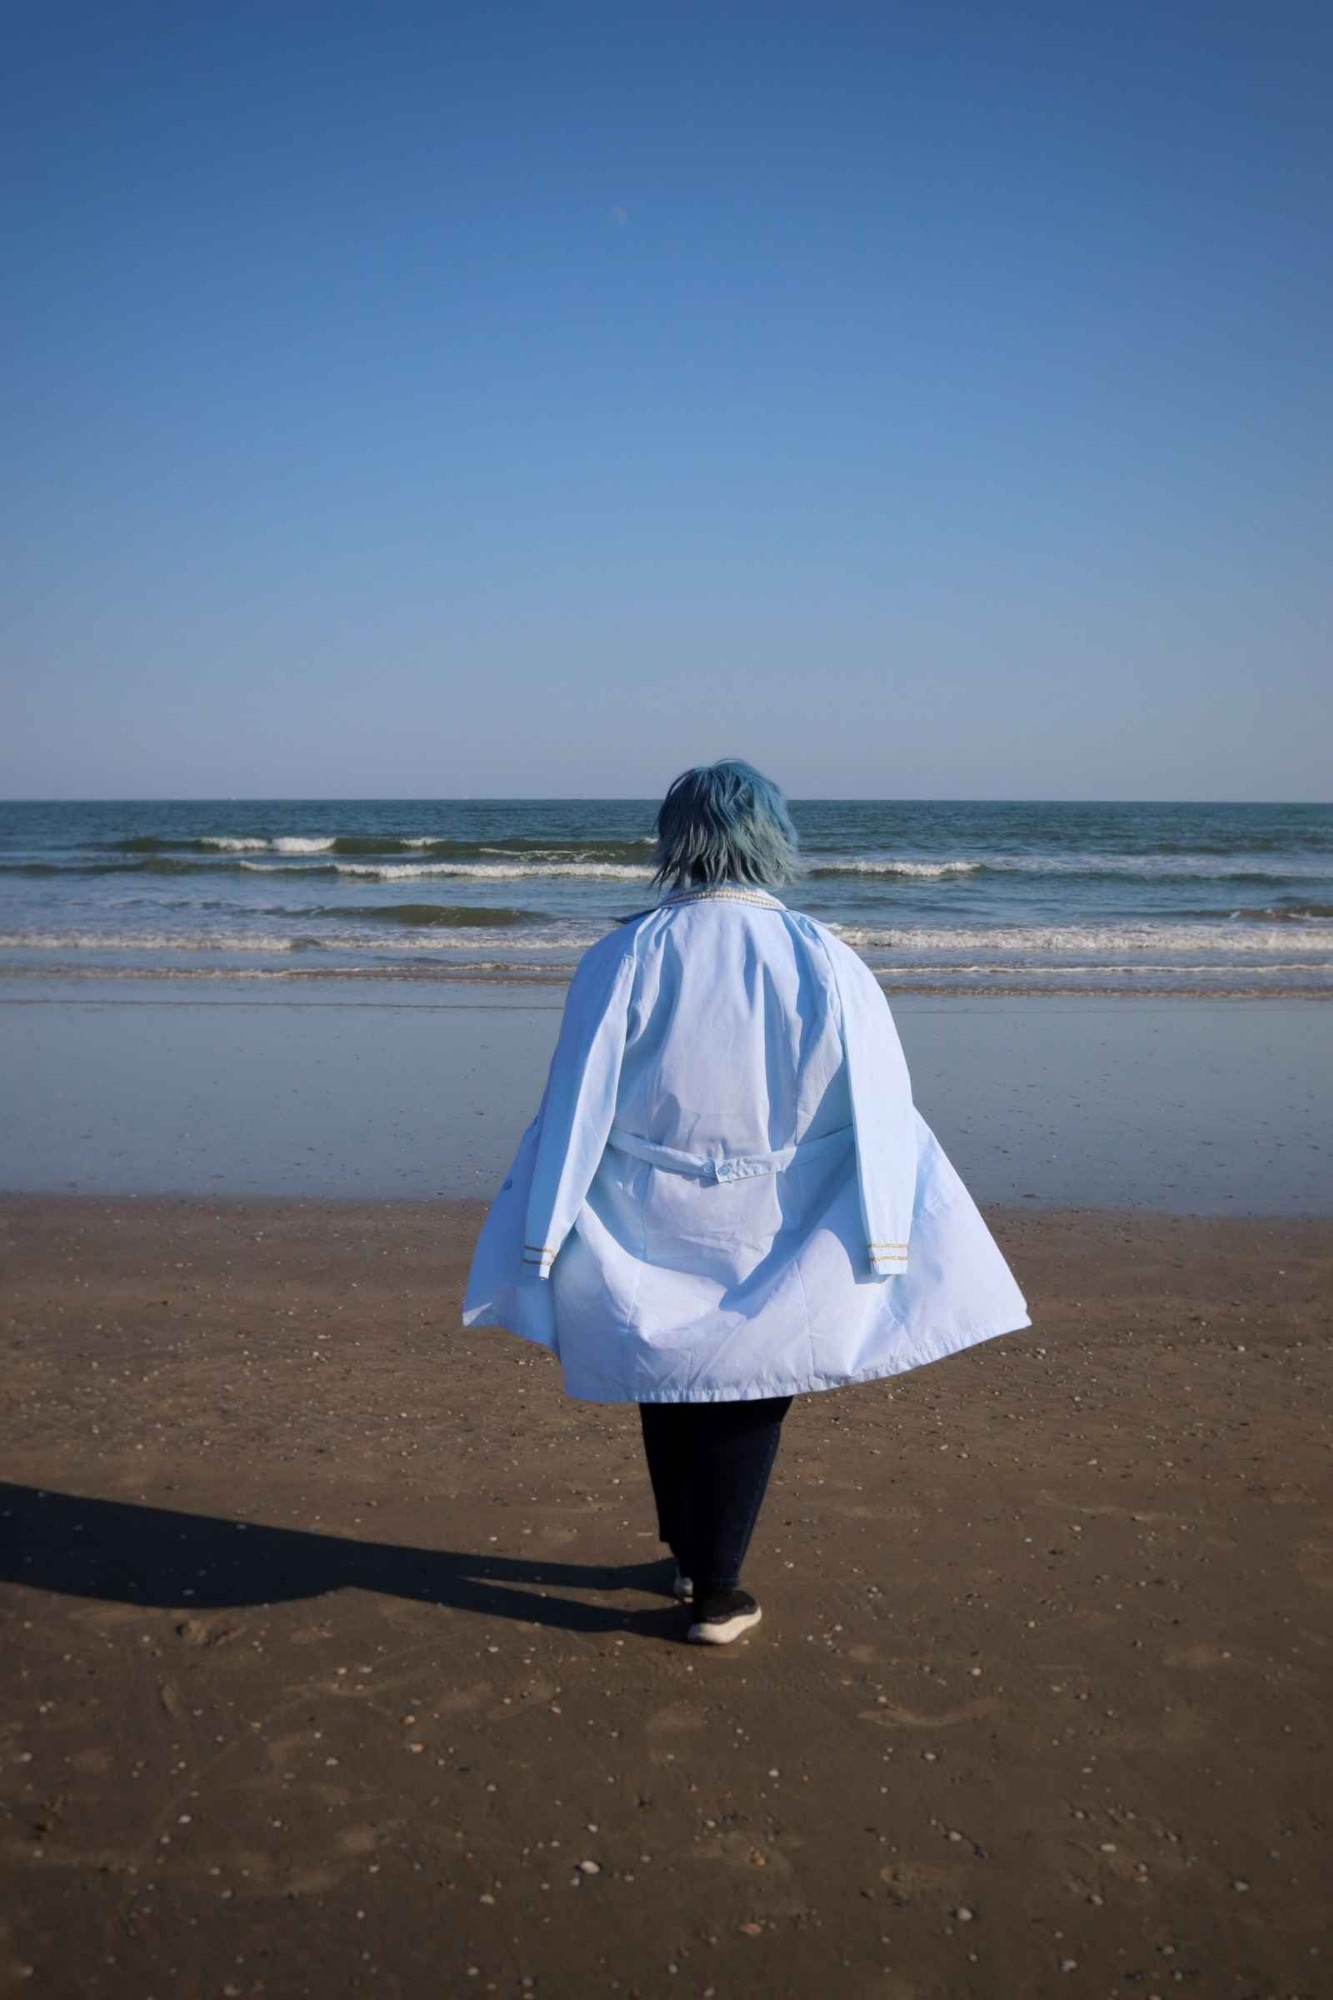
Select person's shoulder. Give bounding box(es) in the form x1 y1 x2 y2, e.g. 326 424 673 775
570 910 654 987
608 900 661 931
579 922 638 966
782 909 877 984
780 904 846 957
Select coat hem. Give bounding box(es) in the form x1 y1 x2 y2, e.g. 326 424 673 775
460 1301 554 1350
557 1307 1032 1403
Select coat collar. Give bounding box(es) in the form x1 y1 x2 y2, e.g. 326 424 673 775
613 883 787 925
655 883 787 912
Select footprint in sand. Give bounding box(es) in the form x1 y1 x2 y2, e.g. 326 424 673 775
691 1831 806 1917
879 1859 958 1900
173 1614 242 1648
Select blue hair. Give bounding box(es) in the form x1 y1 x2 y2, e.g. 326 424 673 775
651 759 799 891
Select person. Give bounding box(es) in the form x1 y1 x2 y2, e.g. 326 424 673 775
462 760 1030 1644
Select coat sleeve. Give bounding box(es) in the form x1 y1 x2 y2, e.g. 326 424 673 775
823 931 917 1277
523 937 635 1280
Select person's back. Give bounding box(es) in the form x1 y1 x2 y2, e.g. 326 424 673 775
613 888 852 1160
462 759 1029 1643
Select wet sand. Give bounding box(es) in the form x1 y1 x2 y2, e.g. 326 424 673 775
2 1196 1331 1998
4 985 1331 1211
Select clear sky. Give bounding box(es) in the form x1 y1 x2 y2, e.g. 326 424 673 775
4 0 1329 800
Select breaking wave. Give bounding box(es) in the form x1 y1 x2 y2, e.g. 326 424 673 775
240 859 652 882
810 858 982 878
313 902 534 928
809 854 1332 883
107 833 655 862
0 923 596 954
828 920 1333 955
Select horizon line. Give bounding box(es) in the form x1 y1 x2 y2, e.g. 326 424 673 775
1 794 1330 811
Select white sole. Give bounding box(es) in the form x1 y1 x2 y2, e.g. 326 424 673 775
672 1577 694 1602
687 1605 763 1645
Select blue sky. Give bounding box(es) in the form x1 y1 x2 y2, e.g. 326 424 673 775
4 0 1328 799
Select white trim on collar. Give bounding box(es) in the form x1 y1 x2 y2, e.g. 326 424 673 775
656 884 787 911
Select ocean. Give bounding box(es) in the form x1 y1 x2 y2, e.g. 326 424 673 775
1 797 1330 997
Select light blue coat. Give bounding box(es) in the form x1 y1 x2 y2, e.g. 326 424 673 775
462 884 1030 1401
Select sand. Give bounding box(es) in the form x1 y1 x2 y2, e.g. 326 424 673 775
1 1196 1330 1998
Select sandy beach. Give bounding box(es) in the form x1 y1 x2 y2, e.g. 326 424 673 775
2 1195 1330 1998
9 0 1332 1982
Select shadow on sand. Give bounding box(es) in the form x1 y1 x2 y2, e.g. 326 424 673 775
0 1482 687 1640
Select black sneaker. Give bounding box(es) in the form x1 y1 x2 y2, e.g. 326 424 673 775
687 1587 762 1645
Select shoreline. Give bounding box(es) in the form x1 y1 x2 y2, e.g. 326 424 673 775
3 964 1333 999
2 1188 1330 1223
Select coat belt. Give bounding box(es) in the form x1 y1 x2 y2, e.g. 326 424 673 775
605 1123 853 1184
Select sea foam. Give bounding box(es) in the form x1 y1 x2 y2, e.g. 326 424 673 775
239 859 652 882
828 920 1333 955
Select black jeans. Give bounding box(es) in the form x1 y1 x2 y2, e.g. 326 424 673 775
638 1395 793 1597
